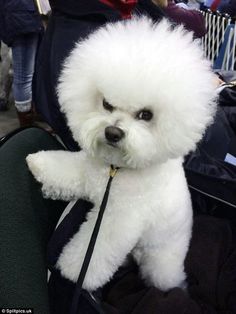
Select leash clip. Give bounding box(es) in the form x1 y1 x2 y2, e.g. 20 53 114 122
109 165 119 178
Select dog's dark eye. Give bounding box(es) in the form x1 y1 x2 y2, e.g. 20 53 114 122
136 110 153 121
103 99 114 112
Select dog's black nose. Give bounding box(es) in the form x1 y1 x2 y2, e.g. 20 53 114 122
105 126 125 143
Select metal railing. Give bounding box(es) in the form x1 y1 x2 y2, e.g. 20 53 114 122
201 10 236 70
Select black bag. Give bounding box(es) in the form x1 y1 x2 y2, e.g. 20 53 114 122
185 71 236 228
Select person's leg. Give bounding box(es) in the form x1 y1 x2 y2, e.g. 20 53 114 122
11 34 39 126
0 128 67 313
0 42 11 111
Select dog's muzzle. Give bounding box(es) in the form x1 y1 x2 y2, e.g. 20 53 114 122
105 126 125 143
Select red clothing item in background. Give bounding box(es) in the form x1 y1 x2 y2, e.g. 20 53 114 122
99 0 137 18
210 0 221 11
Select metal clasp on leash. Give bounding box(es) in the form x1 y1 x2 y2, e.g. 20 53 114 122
109 165 119 178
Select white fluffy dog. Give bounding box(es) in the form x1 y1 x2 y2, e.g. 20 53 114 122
27 17 217 292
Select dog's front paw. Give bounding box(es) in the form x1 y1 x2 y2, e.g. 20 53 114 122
56 219 117 291
56 239 107 291
26 151 67 200
26 151 60 199
26 152 47 182
57 244 104 291
27 150 86 201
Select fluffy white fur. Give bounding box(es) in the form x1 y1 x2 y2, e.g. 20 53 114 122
26 17 217 292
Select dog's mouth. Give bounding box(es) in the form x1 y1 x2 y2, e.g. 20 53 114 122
106 141 119 148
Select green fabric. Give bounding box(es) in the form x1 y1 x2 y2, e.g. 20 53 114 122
0 128 67 313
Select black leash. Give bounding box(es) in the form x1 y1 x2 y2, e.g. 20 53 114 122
70 165 119 314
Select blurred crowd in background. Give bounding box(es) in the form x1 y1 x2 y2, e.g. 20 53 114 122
0 0 235 146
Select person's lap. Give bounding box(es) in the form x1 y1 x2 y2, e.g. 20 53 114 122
0 127 67 312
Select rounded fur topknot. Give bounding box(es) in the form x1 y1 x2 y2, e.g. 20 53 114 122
57 17 217 168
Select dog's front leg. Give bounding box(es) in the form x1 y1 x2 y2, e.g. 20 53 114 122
56 208 144 291
26 150 87 201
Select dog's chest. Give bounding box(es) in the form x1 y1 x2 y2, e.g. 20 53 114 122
82 161 177 216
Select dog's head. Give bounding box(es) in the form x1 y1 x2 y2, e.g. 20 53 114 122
58 17 217 169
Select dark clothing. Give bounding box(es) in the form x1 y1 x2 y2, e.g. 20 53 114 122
0 0 43 46
34 1 122 151
49 0 128 19
34 15 119 151
163 1 206 38
34 0 165 151
136 0 166 21
218 0 236 17
49 0 165 21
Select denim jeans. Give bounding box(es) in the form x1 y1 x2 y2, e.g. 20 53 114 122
12 33 39 112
